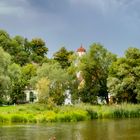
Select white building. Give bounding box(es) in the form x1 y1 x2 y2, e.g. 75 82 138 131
64 90 72 105
24 88 38 103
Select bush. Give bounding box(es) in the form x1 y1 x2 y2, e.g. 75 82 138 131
86 108 98 119
0 115 9 123
0 103 140 124
11 114 28 123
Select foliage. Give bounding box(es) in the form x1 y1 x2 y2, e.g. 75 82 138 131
79 43 116 104
36 78 51 104
1 29 140 106
108 47 140 103
66 55 79 103
31 38 48 57
0 47 11 104
53 47 74 69
0 104 140 123
8 63 24 104
0 29 11 51
32 62 71 105
21 63 37 86
0 29 48 65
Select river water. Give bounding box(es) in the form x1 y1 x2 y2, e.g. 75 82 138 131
0 119 140 140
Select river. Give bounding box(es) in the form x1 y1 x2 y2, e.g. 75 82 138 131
0 118 140 140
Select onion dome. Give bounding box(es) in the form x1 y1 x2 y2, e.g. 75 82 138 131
77 45 86 52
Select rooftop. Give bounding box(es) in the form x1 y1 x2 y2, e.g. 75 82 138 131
77 45 86 52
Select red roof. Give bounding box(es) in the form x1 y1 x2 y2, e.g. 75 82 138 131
77 45 86 52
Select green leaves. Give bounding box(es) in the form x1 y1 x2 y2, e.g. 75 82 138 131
32 62 71 105
108 47 140 103
79 43 116 104
31 38 48 57
53 47 74 69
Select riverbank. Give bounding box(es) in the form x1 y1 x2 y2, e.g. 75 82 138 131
0 103 140 123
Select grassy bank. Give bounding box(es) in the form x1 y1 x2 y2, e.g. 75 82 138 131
0 103 140 124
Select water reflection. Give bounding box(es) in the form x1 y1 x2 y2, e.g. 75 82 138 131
0 119 140 140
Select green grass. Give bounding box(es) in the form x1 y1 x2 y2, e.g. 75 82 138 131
0 103 140 124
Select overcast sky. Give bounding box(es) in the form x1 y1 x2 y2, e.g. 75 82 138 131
0 0 140 57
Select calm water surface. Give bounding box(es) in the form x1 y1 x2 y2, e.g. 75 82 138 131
0 119 140 140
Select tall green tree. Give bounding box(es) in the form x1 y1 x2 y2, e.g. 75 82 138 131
53 47 74 69
0 29 11 51
31 62 71 105
21 63 37 87
31 38 48 57
108 47 140 103
29 38 48 64
0 34 31 66
8 63 37 104
79 43 116 104
8 63 23 103
0 47 11 104
9 38 30 65
0 30 49 66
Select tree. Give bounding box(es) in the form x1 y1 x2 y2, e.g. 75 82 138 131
36 78 50 104
8 63 37 104
107 47 140 103
21 63 37 87
0 30 49 66
0 47 11 104
31 38 48 57
10 36 31 65
79 43 116 104
0 34 31 66
53 47 74 69
32 62 71 105
8 63 24 104
0 29 11 51
29 38 48 64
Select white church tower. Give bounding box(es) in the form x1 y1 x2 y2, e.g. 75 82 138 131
76 45 86 57
64 45 86 105
76 45 86 81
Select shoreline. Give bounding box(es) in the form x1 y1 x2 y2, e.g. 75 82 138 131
0 103 140 124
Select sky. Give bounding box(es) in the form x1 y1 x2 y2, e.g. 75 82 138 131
0 0 140 57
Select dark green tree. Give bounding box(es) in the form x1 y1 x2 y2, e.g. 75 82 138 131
53 47 74 69
79 43 116 104
31 62 71 105
21 63 37 87
0 29 11 51
9 37 30 65
31 38 48 57
8 63 24 104
0 47 11 104
108 47 140 103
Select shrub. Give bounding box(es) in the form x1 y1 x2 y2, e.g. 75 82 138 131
86 108 98 119
11 114 28 123
0 115 9 123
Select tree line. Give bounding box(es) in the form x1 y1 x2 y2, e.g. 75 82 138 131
0 29 140 105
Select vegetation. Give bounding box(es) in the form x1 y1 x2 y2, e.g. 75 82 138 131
0 47 11 104
53 47 74 69
0 104 140 124
31 62 72 105
108 48 140 103
79 43 117 104
0 28 140 106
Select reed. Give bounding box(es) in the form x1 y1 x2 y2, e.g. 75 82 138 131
0 103 140 123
